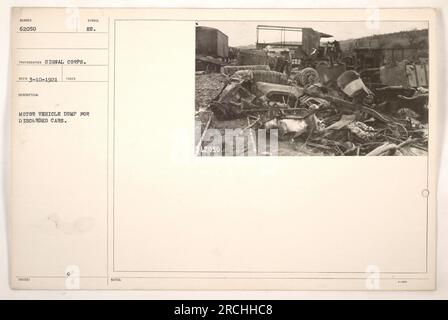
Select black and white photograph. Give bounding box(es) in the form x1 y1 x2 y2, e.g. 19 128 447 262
3 3 444 297
195 21 429 156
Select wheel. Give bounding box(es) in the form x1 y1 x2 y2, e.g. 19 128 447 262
298 67 320 87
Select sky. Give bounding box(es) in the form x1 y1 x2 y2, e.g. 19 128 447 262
197 21 428 47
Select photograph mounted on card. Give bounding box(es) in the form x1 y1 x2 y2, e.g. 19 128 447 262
9 7 437 290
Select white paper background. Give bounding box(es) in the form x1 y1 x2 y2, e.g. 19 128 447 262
0 0 447 299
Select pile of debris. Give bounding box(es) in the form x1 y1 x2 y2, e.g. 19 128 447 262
197 65 428 156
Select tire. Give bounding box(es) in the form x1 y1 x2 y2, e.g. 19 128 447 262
298 67 320 87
